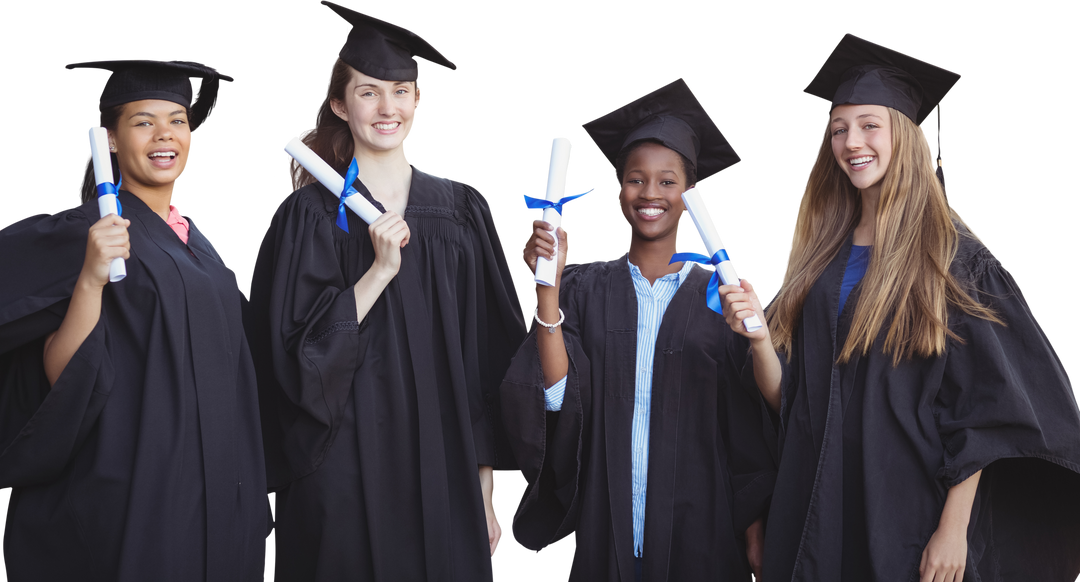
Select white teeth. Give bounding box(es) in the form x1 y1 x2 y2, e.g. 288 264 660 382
638 207 665 217
849 156 874 165
374 123 398 130
149 152 175 158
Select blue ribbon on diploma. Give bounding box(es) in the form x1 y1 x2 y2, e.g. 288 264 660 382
336 158 361 233
669 249 731 315
95 173 123 217
523 190 593 214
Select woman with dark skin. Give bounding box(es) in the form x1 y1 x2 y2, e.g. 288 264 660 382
720 35 1080 582
501 79 776 582
0 60 266 581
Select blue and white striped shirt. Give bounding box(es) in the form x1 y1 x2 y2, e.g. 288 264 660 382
544 258 694 557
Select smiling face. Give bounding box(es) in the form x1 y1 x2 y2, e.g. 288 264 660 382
109 99 190 193
830 104 892 195
330 67 418 156
618 141 691 243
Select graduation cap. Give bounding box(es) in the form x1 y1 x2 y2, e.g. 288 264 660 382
804 34 959 125
66 60 232 131
583 78 740 182
323 1 455 81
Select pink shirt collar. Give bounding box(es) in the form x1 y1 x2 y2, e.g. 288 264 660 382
166 205 190 244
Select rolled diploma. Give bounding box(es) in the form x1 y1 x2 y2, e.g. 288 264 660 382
681 188 762 332
535 138 571 287
89 127 126 282
285 138 382 224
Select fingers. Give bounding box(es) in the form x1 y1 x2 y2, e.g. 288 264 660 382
927 565 960 582
555 226 568 248
370 212 410 246
532 219 554 234
488 516 501 556
83 217 131 286
716 279 767 339
367 214 410 277
88 217 131 258
529 221 556 247
523 222 563 271
920 547 964 582
718 285 754 319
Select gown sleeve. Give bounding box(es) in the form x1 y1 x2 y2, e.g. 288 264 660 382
499 265 590 551
247 189 367 489
935 249 1080 484
0 209 115 487
457 184 527 469
724 333 779 534
935 248 1080 579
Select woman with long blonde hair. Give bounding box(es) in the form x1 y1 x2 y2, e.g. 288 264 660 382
721 35 1080 582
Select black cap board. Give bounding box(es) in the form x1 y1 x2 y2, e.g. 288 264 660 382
582 79 740 182
804 34 960 125
323 1 455 81
66 60 232 131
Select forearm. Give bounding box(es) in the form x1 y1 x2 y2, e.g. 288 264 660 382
939 469 982 532
536 285 568 388
353 266 395 322
750 337 782 412
478 464 501 555
43 275 104 385
919 469 981 580
479 466 494 503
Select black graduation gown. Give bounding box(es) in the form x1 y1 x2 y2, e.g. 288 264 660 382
500 258 778 582
247 168 525 582
0 192 267 582
761 230 1080 582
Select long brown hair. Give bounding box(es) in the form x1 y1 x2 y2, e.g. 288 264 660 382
287 56 354 190
768 108 998 365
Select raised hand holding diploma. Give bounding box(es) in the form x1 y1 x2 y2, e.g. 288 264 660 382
286 137 382 228
671 187 763 332
524 138 590 286
89 127 126 282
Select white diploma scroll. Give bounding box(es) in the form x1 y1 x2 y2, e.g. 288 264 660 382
534 138 572 287
89 127 126 282
681 187 763 332
285 138 382 225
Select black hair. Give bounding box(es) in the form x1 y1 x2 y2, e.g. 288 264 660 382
614 138 697 187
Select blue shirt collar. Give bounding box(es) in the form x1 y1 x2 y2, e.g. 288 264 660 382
627 256 695 288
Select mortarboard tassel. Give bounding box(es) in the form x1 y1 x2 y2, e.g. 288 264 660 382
183 62 223 131
935 105 946 198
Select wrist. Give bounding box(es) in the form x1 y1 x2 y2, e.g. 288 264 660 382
536 281 560 295
75 271 106 294
749 331 773 351
938 504 971 531
536 284 560 307
368 262 398 285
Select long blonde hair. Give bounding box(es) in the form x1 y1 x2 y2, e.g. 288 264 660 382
768 108 998 365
